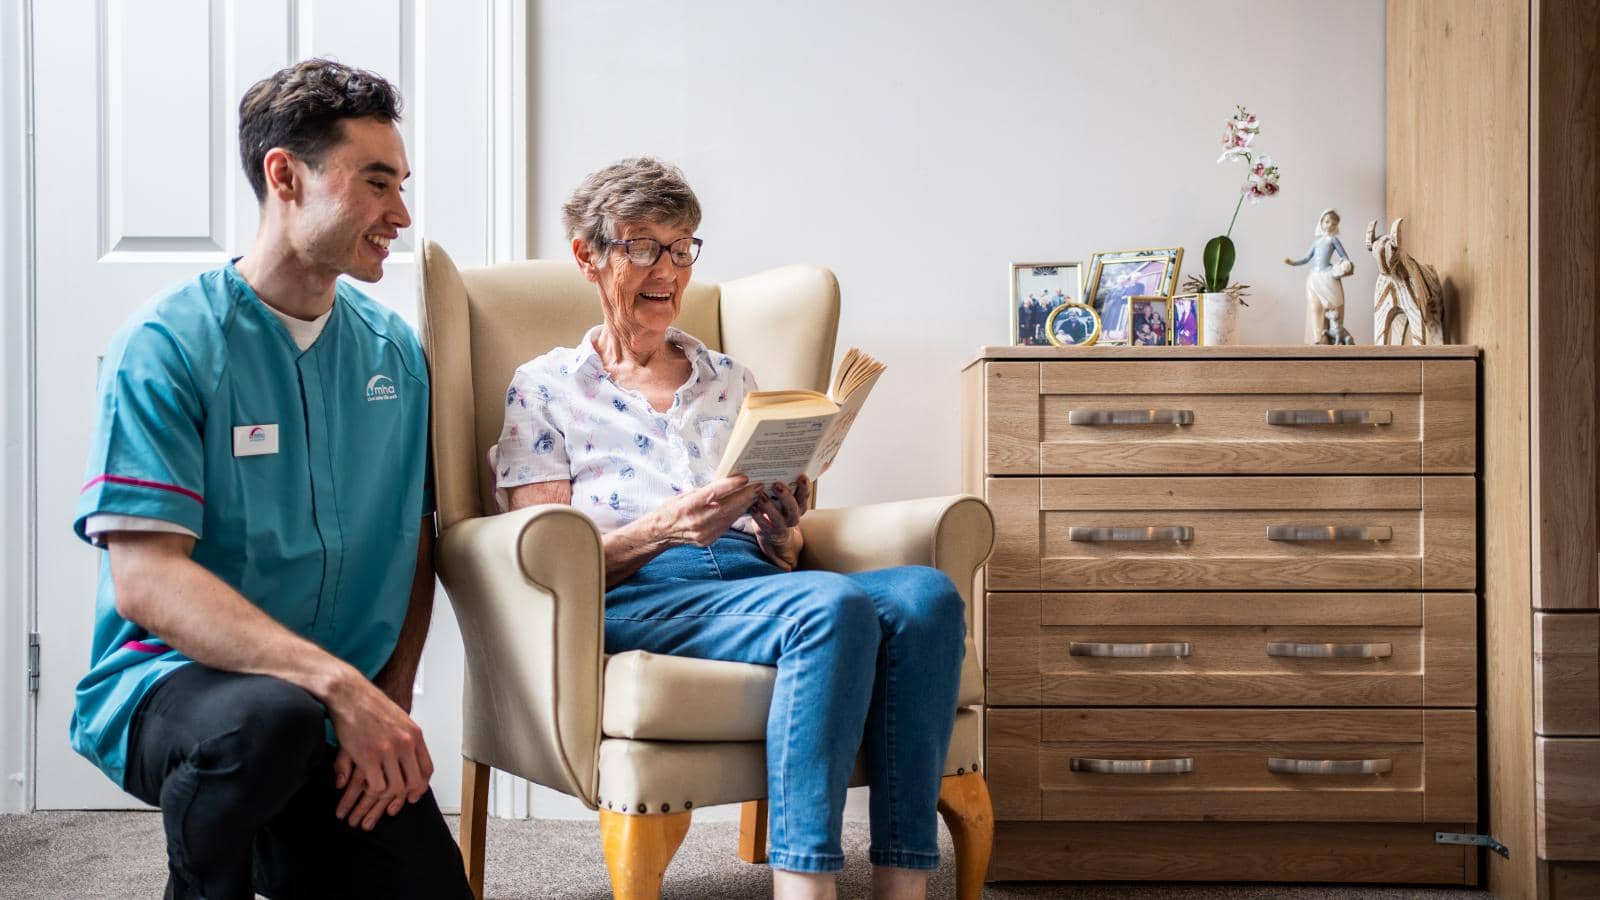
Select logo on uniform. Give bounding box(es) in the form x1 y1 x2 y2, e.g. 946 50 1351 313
247 426 267 442
366 374 398 402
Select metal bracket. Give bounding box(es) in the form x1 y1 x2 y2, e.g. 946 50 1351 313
27 632 40 692
1435 831 1510 858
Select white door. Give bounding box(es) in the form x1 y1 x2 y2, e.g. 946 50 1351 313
32 0 515 810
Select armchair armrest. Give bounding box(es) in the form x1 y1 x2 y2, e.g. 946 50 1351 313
798 494 995 628
437 504 605 806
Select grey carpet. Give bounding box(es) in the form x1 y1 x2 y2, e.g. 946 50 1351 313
0 812 1492 899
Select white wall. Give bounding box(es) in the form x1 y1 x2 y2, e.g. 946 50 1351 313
530 0 1387 511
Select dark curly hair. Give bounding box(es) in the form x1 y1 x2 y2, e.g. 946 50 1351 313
237 58 403 203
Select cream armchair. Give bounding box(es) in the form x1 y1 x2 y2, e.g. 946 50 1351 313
417 241 996 900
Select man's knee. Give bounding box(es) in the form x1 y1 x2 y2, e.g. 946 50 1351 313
202 673 327 773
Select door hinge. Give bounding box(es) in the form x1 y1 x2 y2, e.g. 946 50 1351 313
1435 831 1509 858
27 632 39 693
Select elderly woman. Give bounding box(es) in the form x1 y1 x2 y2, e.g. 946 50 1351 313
495 158 965 900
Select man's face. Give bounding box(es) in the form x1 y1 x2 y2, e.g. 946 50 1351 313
292 117 412 283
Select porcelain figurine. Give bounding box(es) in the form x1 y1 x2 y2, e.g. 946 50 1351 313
1284 208 1356 345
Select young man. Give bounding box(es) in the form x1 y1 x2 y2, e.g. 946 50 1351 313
71 58 472 899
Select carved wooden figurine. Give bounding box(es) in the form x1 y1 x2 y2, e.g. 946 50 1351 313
1367 217 1446 345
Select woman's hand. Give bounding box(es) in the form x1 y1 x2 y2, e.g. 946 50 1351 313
750 475 810 571
652 475 766 548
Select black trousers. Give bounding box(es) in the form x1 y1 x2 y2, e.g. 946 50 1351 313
124 664 473 900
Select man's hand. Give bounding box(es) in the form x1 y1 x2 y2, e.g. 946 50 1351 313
325 668 433 830
750 475 809 571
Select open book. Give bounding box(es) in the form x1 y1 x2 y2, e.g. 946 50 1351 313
713 347 886 485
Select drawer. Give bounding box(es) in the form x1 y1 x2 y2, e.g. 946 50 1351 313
986 707 1476 823
986 592 1476 708
1535 612 1600 735
987 475 1475 591
1537 738 1600 860
982 359 1475 476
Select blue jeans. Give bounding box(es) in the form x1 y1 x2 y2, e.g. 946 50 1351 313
604 530 966 873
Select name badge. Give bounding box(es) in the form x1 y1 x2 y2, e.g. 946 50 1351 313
233 424 280 457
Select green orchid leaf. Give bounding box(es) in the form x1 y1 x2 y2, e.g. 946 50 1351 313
1203 235 1236 292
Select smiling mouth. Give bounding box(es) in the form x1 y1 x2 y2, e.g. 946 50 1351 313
366 234 392 251
639 291 672 302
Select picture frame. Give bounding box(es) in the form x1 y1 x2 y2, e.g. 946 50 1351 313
1171 293 1202 346
1083 248 1184 344
1128 295 1172 346
1010 261 1085 346
1044 303 1101 347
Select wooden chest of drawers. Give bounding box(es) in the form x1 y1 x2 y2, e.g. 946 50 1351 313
962 346 1481 885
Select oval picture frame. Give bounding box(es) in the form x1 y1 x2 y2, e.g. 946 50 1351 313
1045 302 1101 347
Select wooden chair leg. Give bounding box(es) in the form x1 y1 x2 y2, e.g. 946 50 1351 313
937 771 994 900
737 799 769 863
600 809 693 900
460 757 490 900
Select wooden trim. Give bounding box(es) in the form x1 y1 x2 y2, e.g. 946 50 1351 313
1424 592 1478 707
962 344 1480 369
1535 612 1600 735
1537 738 1600 860
1389 1 1532 894
1544 862 1600 899
1530 0 1600 613
989 821 1475 883
1422 358 1479 473
984 362 1038 474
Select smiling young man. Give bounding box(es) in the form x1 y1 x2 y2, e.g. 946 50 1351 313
71 59 471 899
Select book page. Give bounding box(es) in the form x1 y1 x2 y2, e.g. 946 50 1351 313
810 363 883 477
715 413 836 483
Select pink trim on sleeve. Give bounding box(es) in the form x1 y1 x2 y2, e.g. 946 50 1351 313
120 640 166 654
81 474 204 506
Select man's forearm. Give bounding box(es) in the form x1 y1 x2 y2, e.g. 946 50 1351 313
108 532 357 704
374 520 437 710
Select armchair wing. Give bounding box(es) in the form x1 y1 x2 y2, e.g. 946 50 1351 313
437 503 606 806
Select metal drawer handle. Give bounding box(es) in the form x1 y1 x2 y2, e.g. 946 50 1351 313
1071 757 1195 775
1268 757 1393 776
1266 525 1393 542
1267 641 1393 659
1070 526 1194 542
1071 641 1193 658
1266 409 1393 426
1068 409 1194 426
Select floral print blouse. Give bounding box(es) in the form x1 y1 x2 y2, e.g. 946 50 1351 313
495 326 757 534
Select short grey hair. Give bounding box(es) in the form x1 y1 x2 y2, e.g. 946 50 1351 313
562 157 702 268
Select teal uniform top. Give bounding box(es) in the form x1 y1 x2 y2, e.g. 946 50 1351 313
71 262 432 787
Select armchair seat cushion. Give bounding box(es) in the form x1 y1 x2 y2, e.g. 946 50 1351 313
602 644 981 742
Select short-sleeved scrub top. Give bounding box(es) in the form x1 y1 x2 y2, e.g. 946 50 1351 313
71 262 432 788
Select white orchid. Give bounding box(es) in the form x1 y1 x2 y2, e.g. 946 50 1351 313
1204 106 1284 290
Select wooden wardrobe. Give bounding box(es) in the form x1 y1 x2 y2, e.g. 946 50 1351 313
1387 1 1599 898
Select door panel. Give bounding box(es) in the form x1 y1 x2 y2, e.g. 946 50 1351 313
33 0 494 809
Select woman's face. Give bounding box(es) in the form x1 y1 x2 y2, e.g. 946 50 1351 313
1321 212 1338 233
578 217 695 341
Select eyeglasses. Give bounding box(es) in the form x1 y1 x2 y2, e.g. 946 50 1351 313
604 236 703 268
